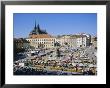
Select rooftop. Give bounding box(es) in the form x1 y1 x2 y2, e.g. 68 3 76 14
29 34 54 39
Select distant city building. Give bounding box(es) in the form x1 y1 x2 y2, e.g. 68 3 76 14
76 34 91 47
91 36 97 47
26 21 92 49
56 34 91 48
26 21 56 49
56 35 76 48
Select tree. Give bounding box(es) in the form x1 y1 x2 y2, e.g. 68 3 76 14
54 42 60 47
56 48 61 57
64 42 68 45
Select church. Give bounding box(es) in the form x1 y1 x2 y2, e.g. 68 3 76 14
29 21 47 35
26 21 56 49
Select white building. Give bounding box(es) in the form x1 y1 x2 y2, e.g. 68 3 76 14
75 34 91 47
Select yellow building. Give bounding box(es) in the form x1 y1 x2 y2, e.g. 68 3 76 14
27 34 55 49
56 35 77 48
56 34 91 48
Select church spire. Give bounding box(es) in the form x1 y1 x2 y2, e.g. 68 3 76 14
30 20 47 35
37 24 40 30
34 20 37 29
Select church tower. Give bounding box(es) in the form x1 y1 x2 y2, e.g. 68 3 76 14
29 20 47 35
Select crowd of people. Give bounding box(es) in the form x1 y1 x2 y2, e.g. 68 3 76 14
14 46 97 75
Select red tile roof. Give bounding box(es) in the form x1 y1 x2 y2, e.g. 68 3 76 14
29 34 54 39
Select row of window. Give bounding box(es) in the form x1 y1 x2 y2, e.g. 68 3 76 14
35 44 54 47
44 45 54 47
31 42 54 44
27 39 55 41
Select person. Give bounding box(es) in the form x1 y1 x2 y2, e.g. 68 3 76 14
88 68 95 75
70 54 73 61
83 69 88 75
75 64 79 72
56 48 60 57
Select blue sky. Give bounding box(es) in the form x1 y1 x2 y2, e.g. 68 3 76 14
13 13 97 38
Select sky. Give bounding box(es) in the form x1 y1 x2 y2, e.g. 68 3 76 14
13 13 97 38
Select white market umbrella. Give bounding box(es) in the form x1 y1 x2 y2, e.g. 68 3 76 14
93 64 97 67
89 64 94 67
79 63 84 67
72 63 76 66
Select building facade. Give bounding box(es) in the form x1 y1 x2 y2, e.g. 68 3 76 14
56 34 91 48
27 35 56 49
76 34 91 47
26 21 91 49
91 36 97 47
26 22 56 49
